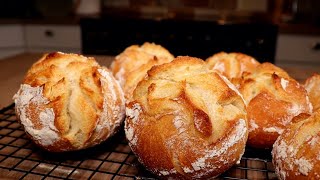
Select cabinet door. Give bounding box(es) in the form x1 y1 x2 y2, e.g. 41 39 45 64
0 25 25 59
276 34 320 63
25 25 81 53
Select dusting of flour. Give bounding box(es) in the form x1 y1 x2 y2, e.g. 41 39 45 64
125 103 142 146
295 158 313 175
280 78 289 91
273 135 314 179
249 120 259 132
95 68 125 138
263 127 284 134
13 84 58 146
213 62 225 73
173 115 186 134
190 119 247 176
217 73 245 102
126 103 142 124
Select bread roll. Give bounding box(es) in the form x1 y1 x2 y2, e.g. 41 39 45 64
239 62 313 148
13 52 125 152
110 42 174 100
125 56 248 178
206 52 260 88
304 73 320 111
272 109 320 179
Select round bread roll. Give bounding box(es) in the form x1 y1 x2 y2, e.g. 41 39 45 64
125 56 248 179
304 73 320 111
110 42 174 100
206 52 260 88
272 109 320 179
13 52 125 152
239 62 313 148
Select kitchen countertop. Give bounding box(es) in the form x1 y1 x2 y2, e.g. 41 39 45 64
1 16 320 35
0 16 80 25
0 52 319 109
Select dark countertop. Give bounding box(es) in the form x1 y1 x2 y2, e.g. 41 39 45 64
0 14 100 25
278 22 320 36
0 16 81 25
1 15 320 35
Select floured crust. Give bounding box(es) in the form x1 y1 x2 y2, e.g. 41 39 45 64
239 62 313 148
206 52 260 88
272 109 320 179
125 56 248 178
110 42 174 100
304 73 320 111
13 52 125 152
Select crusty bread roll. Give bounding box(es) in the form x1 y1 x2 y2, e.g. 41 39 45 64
110 42 174 100
239 62 313 148
304 73 320 111
272 109 320 179
125 56 248 179
206 52 260 88
13 52 125 152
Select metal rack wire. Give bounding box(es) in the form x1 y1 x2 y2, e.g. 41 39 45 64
0 104 277 179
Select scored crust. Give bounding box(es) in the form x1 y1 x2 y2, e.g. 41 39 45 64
239 62 313 148
272 109 320 179
110 42 174 100
206 52 260 88
13 52 125 152
125 56 248 178
304 73 320 111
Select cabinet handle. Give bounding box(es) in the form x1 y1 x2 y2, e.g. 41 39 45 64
312 42 320 51
45 30 54 38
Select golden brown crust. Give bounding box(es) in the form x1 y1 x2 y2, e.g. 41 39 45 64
13 52 125 152
110 42 174 100
240 62 313 148
272 109 320 179
125 56 248 178
304 73 320 111
206 52 260 88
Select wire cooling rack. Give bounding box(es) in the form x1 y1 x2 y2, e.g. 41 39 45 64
0 104 277 179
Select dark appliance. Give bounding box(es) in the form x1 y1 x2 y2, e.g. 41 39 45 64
81 17 278 63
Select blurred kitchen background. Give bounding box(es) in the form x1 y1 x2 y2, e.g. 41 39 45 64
0 0 319 65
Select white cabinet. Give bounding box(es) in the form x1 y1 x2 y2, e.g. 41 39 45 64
0 25 25 59
25 25 81 53
276 34 320 64
0 24 82 59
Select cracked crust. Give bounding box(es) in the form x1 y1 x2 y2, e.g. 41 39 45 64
13 52 125 152
239 62 313 148
125 56 248 179
304 73 320 111
272 109 320 179
110 42 174 100
206 52 260 88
